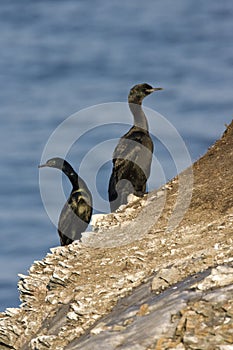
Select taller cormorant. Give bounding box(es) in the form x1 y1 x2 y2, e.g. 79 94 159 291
108 83 163 212
39 157 92 246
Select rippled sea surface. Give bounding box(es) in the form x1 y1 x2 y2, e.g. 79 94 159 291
0 0 232 310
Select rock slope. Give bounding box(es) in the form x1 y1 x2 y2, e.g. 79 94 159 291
0 121 232 350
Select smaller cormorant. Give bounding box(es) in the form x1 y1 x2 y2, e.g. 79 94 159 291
108 83 163 212
39 157 92 246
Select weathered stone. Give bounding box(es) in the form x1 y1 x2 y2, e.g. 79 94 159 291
0 121 233 350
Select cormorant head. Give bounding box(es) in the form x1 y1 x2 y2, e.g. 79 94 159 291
128 83 163 105
38 157 67 171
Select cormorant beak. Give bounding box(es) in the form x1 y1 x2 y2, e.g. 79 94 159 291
146 87 163 93
38 164 47 168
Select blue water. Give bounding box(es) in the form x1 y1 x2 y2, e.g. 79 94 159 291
0 0 232 311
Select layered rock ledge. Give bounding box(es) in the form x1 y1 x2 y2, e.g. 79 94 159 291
0 121 232 350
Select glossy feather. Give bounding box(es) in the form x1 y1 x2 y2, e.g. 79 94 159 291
39 158 92 246
108 83 162 212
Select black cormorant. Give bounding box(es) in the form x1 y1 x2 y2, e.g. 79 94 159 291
108 83 163 212
39 157 92 246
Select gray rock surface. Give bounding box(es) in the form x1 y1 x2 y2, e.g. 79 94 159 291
66 267 233 350
0 121 232 350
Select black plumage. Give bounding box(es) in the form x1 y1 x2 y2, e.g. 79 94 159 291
39 157 92 246
108 83 163 212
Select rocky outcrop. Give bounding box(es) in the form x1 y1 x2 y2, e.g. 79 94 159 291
0 121 232 350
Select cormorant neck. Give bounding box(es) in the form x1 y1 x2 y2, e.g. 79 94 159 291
129 102 149 131
62 162 79 190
